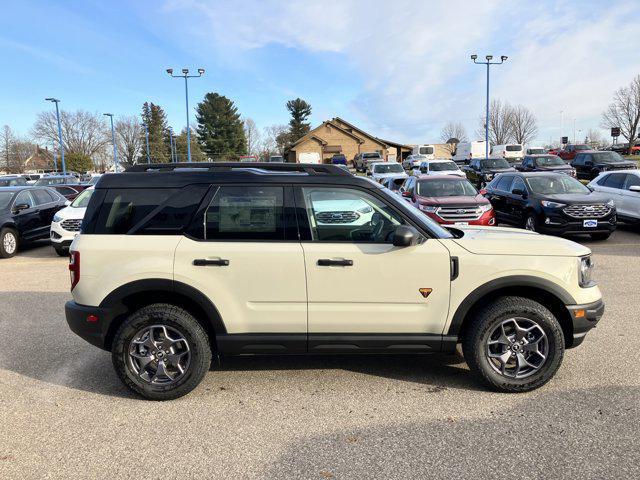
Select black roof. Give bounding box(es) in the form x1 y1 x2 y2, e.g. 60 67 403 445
98 162 381 189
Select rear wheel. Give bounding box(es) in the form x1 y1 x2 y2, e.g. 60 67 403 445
0 227 18 258
462 296 564 392
112 303 212 400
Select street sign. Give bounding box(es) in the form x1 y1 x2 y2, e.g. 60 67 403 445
561 136 568 144
611 127 620 138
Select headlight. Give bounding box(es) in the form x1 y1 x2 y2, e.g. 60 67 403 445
419 205 438 213
579 255 595 287
541 200 566 208
484 173 494 180
53 213 63 222
357 205 373 214
479 204 493 212
606 199 615 208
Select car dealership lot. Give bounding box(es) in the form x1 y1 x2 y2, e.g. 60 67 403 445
1 231 639 479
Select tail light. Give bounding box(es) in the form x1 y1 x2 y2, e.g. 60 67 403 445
69 250 80 290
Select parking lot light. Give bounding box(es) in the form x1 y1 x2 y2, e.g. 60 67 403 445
470 55 508 159
166 67 205 163
45 97 66 175
103 113 119 172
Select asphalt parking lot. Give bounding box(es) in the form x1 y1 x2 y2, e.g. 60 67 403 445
1 229 639 479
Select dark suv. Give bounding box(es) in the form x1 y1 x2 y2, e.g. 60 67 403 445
64 163 603 399
464 158 516 188
518 155 576 177
484 172 617 239
571 151 637 181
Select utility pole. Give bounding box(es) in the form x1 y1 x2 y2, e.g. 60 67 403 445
166 67 205 162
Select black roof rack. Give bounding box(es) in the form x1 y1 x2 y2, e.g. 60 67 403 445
125 162 351 176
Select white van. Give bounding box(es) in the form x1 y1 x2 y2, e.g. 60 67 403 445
411 145 435 159
491 144 524 163
452 141 487 165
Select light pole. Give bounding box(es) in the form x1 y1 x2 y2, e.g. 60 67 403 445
560 110 564 145
142 123 150 163
103 113 119 172
45 98 66 174
470 54 508 159
52 140 58 172
166 67 205 163
168 128 176 162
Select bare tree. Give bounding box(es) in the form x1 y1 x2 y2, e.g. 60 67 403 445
509 105 538 145
114 116 144 167
476 99 514 145
262 124 289 157
243 118 261 156
440 121 468 143
601 74 640 155
32 109 109 157
0 125 11 171
587 129 605 148
1 125 35 173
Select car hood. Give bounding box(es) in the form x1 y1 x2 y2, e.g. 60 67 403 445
536 165 573 171
450 225 590 257
55 205 87 220
482 167 517 174
417 194 488 206
539 192 612 204
595 161 636 167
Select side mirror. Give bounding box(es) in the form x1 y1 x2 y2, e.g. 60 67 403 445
401 190 413 198
630 186 640 193
13 203 30 213
479 188 487 195
366 171 372 176
512 188 526 197
392 225 420 247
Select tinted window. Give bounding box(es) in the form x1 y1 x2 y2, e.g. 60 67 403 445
495 175 514 192
419 146 434 155
55 186 77 196
602 173 627 189
0 191 16 210
372 163 404 174
302 187 404 243
506 145 522 151
596 174 610 186
204 186 284 240
0 177 26 186
573 154 585 165
526 176 590 195
511 177 526 193
32 189 55 205
481 158 510 169
140 185 209 235
94 188 177 234
535 155 564 166
14 190 35 208
429 161 458 172
625 174 640 189
592 152 625 164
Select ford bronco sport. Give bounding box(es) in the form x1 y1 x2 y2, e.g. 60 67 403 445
65 163 604 400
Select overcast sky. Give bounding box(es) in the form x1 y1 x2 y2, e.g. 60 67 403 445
1 0 638 146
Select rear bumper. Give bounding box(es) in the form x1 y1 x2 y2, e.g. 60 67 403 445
566 299 605 347
65 300 114 350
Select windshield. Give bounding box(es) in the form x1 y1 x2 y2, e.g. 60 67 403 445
387 190 453 239
387 178 405 190
70 188 94 208
373 163 404 174
429 162 458 172
506 145 522 151
535 155 565 166
574 144 590 151
363 153 381 159
0 178 24 187
481 158 510 169
592 152 625 164
526 176 590 195
528 148 544 154
0 191 15 210
419 146 434 155
35 176 78 186
417 179 477 197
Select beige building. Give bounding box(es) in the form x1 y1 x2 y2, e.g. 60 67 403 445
288 117 411 164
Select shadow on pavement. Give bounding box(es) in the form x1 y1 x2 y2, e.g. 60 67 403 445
257 385 640 479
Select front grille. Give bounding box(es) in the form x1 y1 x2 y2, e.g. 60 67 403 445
60 219 82 232
437 205 482 221
316 211 360 224
562 204 611 219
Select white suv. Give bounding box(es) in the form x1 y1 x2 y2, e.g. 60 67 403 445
65 162 604 400
50 187 94 256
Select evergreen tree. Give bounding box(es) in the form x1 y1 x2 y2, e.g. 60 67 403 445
174 128 208 162
140 102 170 162
195 92 246 159
286 98 312 143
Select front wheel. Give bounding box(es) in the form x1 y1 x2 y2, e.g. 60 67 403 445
112 303 212 400
0 227 18 258
462 296 565 392
524 214 538 232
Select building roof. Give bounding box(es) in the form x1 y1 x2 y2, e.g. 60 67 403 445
290 121 363 149
331 117 389 148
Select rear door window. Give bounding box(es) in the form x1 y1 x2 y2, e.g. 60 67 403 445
32 189 55 205
495 175 514 192
625 174 640 189
603 173 626 190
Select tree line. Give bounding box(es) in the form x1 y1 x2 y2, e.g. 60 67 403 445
0 92 313 173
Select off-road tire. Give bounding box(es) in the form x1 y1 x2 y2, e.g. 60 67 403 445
462 296 565 393
112 303 212 400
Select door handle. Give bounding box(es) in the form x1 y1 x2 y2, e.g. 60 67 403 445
193 258 230 266
317 259 353 267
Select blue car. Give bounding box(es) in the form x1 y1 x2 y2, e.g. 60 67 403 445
331 154 347 165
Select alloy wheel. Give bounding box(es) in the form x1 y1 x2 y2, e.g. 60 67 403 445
3 231 17 254
486 317 548 378
128 325 191 385
525 216 536 231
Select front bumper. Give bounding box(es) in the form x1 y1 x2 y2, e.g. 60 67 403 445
566 299 605 347
65 300 116 350
50 221 79 244
537 210 617 236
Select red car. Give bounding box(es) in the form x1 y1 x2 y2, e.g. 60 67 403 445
556 144 591 161
399 175 495 226
51 184 90 201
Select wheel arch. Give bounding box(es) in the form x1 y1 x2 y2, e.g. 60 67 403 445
449 276 577 348
100 279 226 351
